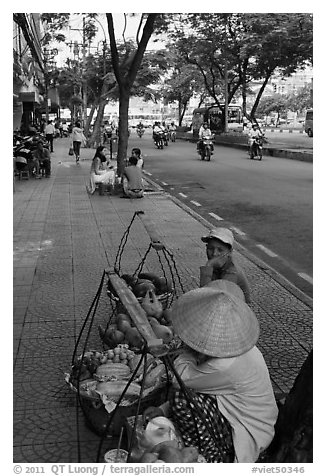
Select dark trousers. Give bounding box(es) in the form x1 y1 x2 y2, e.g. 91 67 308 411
46 134 54 152
40 158 51 176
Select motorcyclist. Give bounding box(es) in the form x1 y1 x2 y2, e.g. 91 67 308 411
248 124 263 156
197 122 214 153
137 121 145 131
153 121 164 141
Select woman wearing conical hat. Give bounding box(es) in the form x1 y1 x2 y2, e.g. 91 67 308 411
144 286 278 463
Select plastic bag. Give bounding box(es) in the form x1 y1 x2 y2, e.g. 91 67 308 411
68 146 74 156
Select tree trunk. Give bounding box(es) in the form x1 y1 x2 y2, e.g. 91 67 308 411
250 71 273 121
89 103 105 149
84 104 96 138
117 88 130 176
264 351 313 463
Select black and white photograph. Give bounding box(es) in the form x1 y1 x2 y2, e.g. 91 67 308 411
11 6 315 472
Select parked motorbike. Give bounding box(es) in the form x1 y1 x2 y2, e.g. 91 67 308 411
136 127 144 138
198 138 214 161
249 135 264 160
13 133 49 176
153 131 164 149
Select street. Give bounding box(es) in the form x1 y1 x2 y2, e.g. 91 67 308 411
128 130 313 298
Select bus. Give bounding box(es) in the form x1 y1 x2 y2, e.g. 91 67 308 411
192 104 243 136
304 109 313 137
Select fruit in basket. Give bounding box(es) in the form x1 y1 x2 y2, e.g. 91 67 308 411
109 329 126 346
125 327 144 348
141 290 163 319
181 446 199 463
96 380 141 397
133 280 156 298
94 363 131 381
161 308 173 325
143 362 166 388
121 274 138 288
117 313 132 332
155 277 173 294
150 321 173 344
140 452 159 463
152 440 180 453
158 446 184 463
98 324 118 347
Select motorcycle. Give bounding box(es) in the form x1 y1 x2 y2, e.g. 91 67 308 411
249 135 264 160
153 131 164 149
13 133 49 176
163 130 169 146
136 127 144 138
198 138 214 161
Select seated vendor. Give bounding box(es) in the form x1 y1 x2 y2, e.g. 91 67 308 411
31 140 51 178
86 146 115 195
122 156 144 199
144 286 278 463
200 227 251 303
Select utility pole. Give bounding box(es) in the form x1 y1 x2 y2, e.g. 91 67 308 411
224 59 228 133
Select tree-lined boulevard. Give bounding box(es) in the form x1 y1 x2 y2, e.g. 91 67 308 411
128 131 313 297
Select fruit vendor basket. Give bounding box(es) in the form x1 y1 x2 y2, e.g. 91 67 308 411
65 210 185 461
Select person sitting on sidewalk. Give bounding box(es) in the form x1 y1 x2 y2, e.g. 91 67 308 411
131 147 144 169
122 156 144 199
86 146 115 195
200 227 251 303
143 286 278 463
31 140 51 178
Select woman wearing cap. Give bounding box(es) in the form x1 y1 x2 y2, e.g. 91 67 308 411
200 227 251 304
144 286 278 463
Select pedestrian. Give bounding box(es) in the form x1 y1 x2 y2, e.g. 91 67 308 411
31 140 51 178
131 147 144 169
44 120 55 152
200 227 251 303
58 120 63 138
143 286 278 463
86 146 115 195
122 156 144 198
71 121 86 164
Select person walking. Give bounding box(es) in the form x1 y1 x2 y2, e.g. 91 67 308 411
44 120 55 153
71 121 85 164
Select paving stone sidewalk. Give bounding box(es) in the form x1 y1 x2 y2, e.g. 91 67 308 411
13 138 313 463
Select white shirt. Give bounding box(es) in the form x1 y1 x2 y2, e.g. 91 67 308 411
199 126 212 139
45 123 55 135
173 346 278 463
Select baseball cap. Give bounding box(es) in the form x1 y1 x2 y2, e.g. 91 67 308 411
201 227 234 248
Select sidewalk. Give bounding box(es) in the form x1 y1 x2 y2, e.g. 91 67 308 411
13 138 313 463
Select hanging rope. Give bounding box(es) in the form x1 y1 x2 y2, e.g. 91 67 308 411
114 212 138 274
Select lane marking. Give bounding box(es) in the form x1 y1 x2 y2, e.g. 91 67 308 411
190 200 202 207
161 181 168 186
208 212 224 221
178 192 188 198
256 244 278 258
230 226 246 236
298 273 313 285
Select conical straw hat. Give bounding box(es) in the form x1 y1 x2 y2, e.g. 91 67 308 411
172 287 259 358
204 279 245 302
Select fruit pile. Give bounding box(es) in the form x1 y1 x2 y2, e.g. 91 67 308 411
135 441 201 463
99 306 174 350
67 347 167 400
117 272 173 299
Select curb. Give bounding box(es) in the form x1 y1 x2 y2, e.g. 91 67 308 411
143 173 313 310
